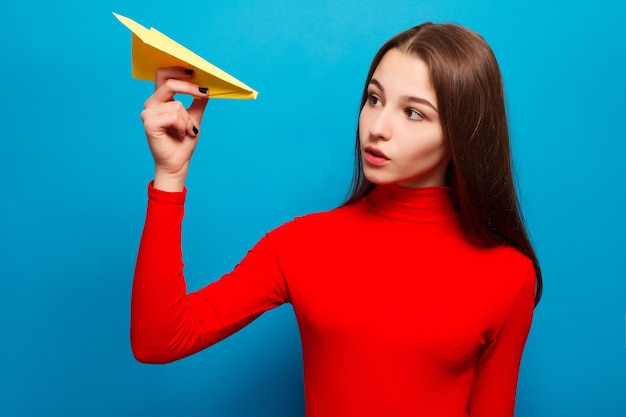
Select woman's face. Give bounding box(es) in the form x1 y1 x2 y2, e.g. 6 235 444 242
359 49 449 188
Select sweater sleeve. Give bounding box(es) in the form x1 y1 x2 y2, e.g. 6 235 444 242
131 183 289 364
468 265 536 417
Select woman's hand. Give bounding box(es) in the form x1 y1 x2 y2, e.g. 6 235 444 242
141 67 209 192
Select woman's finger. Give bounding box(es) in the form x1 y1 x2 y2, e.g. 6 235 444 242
141 100 186 125
142 101 192 140
187 96 209 132
154 66 194 91
144 78 209 109
143 111 188 141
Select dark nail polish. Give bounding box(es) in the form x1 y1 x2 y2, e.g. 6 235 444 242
192 126 199 135
198 87 208 94
185 69 194 75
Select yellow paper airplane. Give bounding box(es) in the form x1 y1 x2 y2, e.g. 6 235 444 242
113 12 258 99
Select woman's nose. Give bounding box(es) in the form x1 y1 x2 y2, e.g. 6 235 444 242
368 108 392 141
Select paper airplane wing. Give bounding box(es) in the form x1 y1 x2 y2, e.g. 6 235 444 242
113 13 257 99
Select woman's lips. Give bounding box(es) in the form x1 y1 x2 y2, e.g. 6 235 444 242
363 146 390 166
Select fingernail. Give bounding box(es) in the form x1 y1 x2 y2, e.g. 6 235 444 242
185 69 194 75
192 125 199 135
198 87 208 94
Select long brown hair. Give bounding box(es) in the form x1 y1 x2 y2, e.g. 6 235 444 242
344 23 542 305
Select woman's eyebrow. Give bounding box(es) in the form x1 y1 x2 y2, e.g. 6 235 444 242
369 78 438 113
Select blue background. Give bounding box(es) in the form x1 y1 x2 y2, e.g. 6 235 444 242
1 0 624 416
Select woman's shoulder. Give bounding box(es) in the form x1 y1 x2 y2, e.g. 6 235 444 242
271 202 362 236
261 202 369 250
473 243 534 279
488 244 532 266
472 244 535 300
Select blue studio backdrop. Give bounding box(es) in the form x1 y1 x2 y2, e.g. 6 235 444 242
1 0 624 416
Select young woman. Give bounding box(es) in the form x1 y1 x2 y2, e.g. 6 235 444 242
132 22 542 416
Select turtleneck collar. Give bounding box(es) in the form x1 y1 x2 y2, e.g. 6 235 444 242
363 185 458 223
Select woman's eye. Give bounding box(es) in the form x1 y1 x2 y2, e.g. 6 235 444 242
405 108 424 121
368 94 382 107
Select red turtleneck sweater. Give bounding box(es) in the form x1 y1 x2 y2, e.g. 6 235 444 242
132 183 535 417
